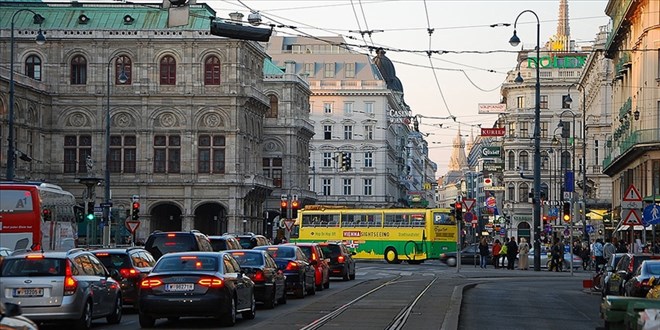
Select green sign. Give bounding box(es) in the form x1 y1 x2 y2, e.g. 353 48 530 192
527 55 587 69
481 146 501 157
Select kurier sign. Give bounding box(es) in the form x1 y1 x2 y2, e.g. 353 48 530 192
480 127 505 137
481 147 501 158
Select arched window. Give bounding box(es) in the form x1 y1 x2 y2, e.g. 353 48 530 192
204 55 221 85
561 151 571 171
541 182 549 200
508 151 515 170
267 94 278 118
115 55 132 85
70 55 87 85
159 55 176 85
519 183 529 203
541 151 549 169
25 55 42 81
508 183 515 201
519 151 529 171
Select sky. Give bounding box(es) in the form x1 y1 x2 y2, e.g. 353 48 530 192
207 0 611 176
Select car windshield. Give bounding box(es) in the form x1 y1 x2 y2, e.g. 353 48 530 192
94 253 130 270
237 237 254 249
647 263 660 275
261 247 295 259
229 252 263 266
210 239 229 252
320 245 340 258
153 256 218 272
149 235 197 258
1 257 66 277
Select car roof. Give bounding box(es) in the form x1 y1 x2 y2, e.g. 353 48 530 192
158 251 224 258
150 230 206 236
208 235 237 239
225 249 266 254
92 247 146 253
6 249 85 259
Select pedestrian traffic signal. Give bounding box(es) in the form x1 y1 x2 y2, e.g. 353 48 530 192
86 202 95 221
132 202 140 220
455 202 463 221
42 209 52 221
280 200 288 219
291 199 300 218
563 202 571 222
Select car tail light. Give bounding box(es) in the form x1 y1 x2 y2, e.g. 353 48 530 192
250 270 265 282
120 268 141 278
167 233 176 237
26 254 44 259
140 278 163 288
64 260 78 295
198 277 224 288
337 255 345 263
285 261 299 271
311 252 318 261
95 252 109 257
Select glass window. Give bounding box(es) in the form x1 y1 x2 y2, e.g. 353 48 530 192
364 152 373 167
324 125 332 140
154 135 181 173
197 135 224 174
70 55 87 85
364 125 374 140
540 95 548 109
322 178 331 196
64 135 92 174
519 151 529 171
204 55 221 85
364 102 374 114
519 122 529 139
343 102 353 115
304 62 314 76
508 151 515 170
324 103 333 114
343 126 353 140
267 94 278 118
508 122 516 137
363 178 372 195
345 62 355 78
324 62 335 78
519 183 529 203
25 55 42 81
160 55 176 85
115 55 132 85
342 178 352 195
516 96 524 109
323 152 333 167
109 135 136 173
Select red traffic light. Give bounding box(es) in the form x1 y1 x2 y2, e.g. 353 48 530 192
455 202 462 211
291 200 300 209
280 201 288 208
132 202 140 209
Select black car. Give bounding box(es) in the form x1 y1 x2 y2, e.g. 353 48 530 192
226 250 287 309
439 243 489 267
92 247 156 307
254 245 316 298
318 242 356 281
209 234 242 252
231 233 269 249
144 230 213 260
623 260 660 297
138 251 256 327
604 253 660 296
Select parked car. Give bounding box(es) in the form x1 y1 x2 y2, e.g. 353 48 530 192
285 243 330 290
0 249 122 330
596 253 626 294
318 242 356 280
144 230 213 260
254 245 316 298
209 234 242 252
623 260 660 297
92 247 156 307
526 247 583 270
228 233 270 249
0 302 38 330
137 251 256 327
226 249 287 308
439 243 489 267
604 253 660 296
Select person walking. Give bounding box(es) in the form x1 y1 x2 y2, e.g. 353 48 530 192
492 239 502 269
500 237 509 268
593 238 605 272
506 236 518 270
518 237 530 270
603 238 616 265
550 238 563 272
479 237 490 269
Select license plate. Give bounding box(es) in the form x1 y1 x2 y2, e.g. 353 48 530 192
165 283 194 292
13 288 44 297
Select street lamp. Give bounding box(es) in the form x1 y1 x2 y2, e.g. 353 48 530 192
7 10 46 181
509 9 542 271
103 56 128 247
559 109 577 276
565 83 588 241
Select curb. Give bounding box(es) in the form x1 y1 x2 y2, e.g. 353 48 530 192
440 282 481 330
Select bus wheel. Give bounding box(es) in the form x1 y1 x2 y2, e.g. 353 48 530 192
384 248 401 264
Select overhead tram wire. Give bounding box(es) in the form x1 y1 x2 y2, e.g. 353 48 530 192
422 0 454 121
356 0 376 48
349 0 370 47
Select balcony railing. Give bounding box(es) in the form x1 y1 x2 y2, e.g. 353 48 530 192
603 128 660 169
605 0 634 51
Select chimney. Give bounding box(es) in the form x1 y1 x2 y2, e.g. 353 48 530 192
228 12 244 25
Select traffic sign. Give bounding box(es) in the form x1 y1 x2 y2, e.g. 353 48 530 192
622 209 642 226
643 204 660 225
100 202 113 207
623 185 642 201
125 220 140 234
463 212 474 222
463 199 476 212
284 219 295 231
621 200 643 209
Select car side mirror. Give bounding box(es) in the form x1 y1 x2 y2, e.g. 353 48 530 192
3 303 22 317
109 268 121 280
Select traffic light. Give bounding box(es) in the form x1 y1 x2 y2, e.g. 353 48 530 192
342 152 351 171
291 199 300 218
450 203 456 218
280 200 288 219
563 202 571 222
86 202 95 221
42 209 52 221
455 201 463 221
132 202 140 220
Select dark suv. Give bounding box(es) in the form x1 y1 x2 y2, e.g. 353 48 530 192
92 247 156 306
233 233 269 249
144 230 213 260
0 249 122 330
209 234 242 251
319 242 356 281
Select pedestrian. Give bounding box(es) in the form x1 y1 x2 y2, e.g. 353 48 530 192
580 241 591 270
593 238 604 272
479 237 490 269
518 237 530 270
550 238 563 272
506 236 518 270
603 238 616 265
500 237 509 268
492 239 502 269
616 239 628 253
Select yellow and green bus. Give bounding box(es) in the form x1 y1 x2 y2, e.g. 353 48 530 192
290 205 457 264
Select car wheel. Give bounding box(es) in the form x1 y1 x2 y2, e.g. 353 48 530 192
106 295 122 324
308 277 316 296
446 257 457 267
277 285 287 305
295 278 305 298
264 286 276 309
74 300 93 330
221 297 236 326
139 312 156 328
323 276 330 289
242 293 256 320
342 269 350 281
349 271 356 280
384 247 401 264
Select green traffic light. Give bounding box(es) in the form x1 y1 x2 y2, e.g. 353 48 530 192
86 213 95 221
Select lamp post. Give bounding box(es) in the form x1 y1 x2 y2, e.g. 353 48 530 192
7 10 45 181
559 109 577 276
565 83 588 241
509 9 542 271
103 56 128 247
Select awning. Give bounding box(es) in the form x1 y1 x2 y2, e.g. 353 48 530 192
587 209 609 221
616 225 653 231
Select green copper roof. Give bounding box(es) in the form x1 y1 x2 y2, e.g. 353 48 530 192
263 57 284 75
0 1 217 30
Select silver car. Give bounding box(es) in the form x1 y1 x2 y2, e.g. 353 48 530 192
0 249 122 330
525 247 583 270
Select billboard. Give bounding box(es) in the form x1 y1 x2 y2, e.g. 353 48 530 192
478 103 507 114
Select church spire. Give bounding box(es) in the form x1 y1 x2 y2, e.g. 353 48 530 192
448 126 469 171
557 0 570 38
